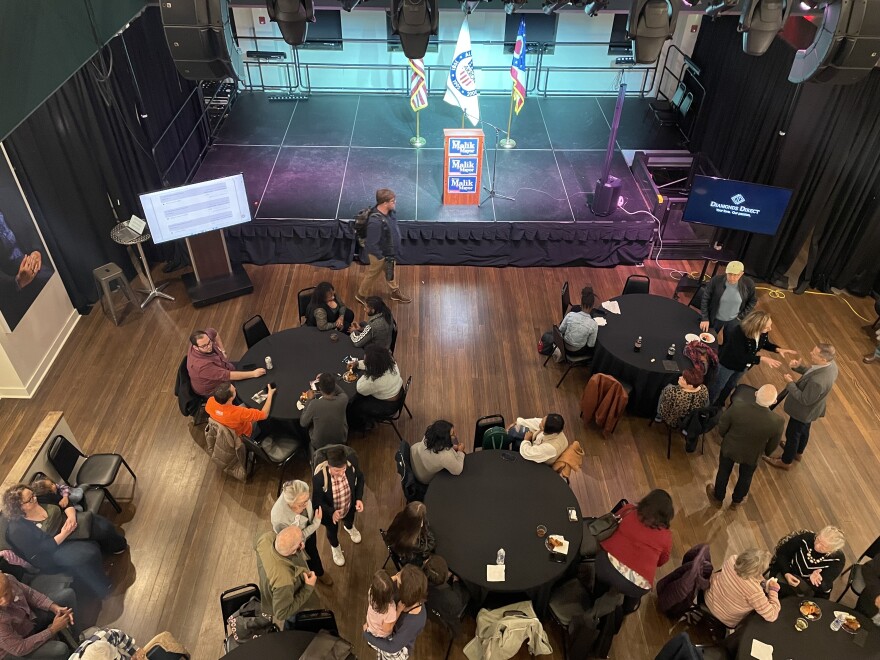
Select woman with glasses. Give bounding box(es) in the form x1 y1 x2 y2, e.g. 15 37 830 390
271 479 332 586
409 420 464 485
2 484 128 598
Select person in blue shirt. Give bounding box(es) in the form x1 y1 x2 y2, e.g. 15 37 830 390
355 189 412 306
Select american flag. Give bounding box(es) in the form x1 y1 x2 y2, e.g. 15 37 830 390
510 18 527 115
409 58 428 112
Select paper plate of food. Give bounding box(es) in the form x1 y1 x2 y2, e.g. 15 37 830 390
799 600 822 621
545 535 569 554
833 612 861 634
685 333 701 343
699 332 715 344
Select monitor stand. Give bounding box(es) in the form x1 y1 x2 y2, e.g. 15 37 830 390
182 230 253 307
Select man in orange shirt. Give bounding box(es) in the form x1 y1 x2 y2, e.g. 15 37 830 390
206 382 276 438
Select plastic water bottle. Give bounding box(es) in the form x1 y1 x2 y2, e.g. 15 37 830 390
496 548 505 565
265 356 273 370
830 612 846 631
667 343 676 358
634 336 642 353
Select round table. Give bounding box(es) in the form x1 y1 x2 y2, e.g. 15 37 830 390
591 293 704 417
736 598 880 659
223 630 316 658
235 326 363 420
424 450 582 615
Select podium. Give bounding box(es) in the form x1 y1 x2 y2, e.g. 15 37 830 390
182 230 253 308
442 129 484 206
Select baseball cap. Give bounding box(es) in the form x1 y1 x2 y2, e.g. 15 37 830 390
726 261 744 275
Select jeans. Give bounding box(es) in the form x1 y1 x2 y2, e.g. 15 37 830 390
709 365 744 405
713 454 757 503
320 507 357 548
594 548 649 615
89 513 128 555
304 531 325 577
53 541 111 598
782 418 811 463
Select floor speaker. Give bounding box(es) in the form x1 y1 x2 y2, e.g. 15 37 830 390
161 0 243 81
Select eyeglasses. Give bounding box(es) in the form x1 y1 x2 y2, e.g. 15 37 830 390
21 494 35 505
196 339 213 349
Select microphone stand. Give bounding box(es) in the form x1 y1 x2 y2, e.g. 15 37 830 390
478 118 515 207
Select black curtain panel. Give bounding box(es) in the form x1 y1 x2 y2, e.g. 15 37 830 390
5 7 204 312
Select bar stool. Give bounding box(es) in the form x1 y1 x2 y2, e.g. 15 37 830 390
93 263 140 326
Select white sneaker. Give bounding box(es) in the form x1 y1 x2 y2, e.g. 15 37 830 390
345 525 362 544
331 545 345 566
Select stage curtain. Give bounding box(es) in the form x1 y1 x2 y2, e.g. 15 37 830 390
4 7 203 312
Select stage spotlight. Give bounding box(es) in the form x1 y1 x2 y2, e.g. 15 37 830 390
339 0 365 11
739 0 793 55
391 0 439 59
628 0 681 64
266 0 315 46
584 0 609 17
504 0 528 14
704 0 736 16
542 0 571 14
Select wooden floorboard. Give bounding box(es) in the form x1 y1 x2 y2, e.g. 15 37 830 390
1 260 878 660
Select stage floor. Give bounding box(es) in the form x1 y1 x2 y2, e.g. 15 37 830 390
194 92 686 224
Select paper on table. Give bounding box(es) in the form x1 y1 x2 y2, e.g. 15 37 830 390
602 301 621 315
750 639 773 660
487 565 505 582
595 317 607 327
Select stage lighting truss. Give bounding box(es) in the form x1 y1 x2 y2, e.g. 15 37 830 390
584 0 609 17
628 0 681 64
266 0 316 46
739 0 793 55
504 0 528 14
703 0 737 17
391 0 439 59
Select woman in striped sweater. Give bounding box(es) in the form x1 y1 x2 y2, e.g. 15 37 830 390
705 549 781 628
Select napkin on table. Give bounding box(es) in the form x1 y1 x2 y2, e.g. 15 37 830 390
486 565 505 582
601 301 621 315
750 639 773 660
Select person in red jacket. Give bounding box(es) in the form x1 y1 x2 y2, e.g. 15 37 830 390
596 489 674 613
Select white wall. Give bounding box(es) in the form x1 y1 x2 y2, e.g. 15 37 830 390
0 144 79 399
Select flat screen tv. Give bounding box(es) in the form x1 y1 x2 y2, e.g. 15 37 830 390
139 174 251 244
683 175 792 236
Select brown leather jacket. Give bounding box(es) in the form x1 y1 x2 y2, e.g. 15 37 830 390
580 373 629 434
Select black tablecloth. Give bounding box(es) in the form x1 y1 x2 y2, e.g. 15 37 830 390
592 293 703 417
235 327 363 420
737 598 880 660
424 450 582 614
223 630 316 658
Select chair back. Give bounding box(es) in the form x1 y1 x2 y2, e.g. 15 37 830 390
241 436 274 465
284 609 339 635
380 529 404 571
390 318 399 354
679 92 694 118
395 439 427 502
551 325 570 363
622 274 650 296
688 285 704 310
561 281 571 320
861 534 880 561
48 435 85 485
473 414 505 450
670 82 687 109
220 583 260 636
242 315 271 349
298 287 316 325
379 377 412 423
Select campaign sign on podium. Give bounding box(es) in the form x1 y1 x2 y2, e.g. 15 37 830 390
443 128 484 205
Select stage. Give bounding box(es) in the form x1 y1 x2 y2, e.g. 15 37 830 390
193 92 687 267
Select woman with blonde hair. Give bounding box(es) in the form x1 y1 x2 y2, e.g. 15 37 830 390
709 310 796 405
705 548 780 628
270 479 332 585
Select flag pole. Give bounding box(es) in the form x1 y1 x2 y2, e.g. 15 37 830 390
500 86 516 149
410 109 425 147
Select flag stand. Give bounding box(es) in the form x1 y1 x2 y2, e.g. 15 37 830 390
410 111 426 147
500 92 516 149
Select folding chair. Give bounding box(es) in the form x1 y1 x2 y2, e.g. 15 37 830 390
242 433 302 496
220 583 260 653
543 325 592 388
835 534 880 603
473 414 505 451
561 281 571 320
375 376 412 441
622 274 650 295
298 286 316 326
242 314 271 348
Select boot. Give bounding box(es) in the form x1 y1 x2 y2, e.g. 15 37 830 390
390 288 412 304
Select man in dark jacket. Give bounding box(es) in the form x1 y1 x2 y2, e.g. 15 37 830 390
856 554 880 623
699 261 757 335
312 446 365 568
707 384 783 507
355 188 411 305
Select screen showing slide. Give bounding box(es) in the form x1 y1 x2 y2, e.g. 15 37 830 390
683 175 792 236
139 174 251 244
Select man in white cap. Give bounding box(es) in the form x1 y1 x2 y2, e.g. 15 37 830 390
699 261 757 338
707 384 783 508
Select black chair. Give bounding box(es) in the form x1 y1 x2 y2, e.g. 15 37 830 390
174 356 207 425
473 414 505 451
835 534 880 603
543 324 592 388
380 529 403 571
48 435 136 514
220 583 260 649
395 439 427 503
561 281 571 320
298 286 316 326
242 434 302 496
622 274 650 295
688 285 705 311
242 314 271 349
284 609 339 635
649 81 687 116
375 376 412 441
427 596 469 660
390 318 399 354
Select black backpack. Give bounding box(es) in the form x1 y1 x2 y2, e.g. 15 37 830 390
354 206 375 247
395 439 427 503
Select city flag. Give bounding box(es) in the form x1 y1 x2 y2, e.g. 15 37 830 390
510 17 527 115
443 19 480 126
409 58 428 112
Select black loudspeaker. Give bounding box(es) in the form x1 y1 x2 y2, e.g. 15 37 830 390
160 0 243 81
739 0 793 56
592 176 622 216
789 0 880 84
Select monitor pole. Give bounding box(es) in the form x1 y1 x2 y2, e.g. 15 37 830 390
182 230 253 307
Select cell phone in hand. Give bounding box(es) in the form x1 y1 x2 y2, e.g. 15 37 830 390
568 507 578 522
310 379 319 391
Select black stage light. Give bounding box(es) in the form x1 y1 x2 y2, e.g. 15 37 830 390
739 0 793 55
628 0 680 63
504 0 528 14
267 0 315 46
704 0 736 16
584 0 609 16
340 0 365 10
391 0 439 59
542 0 571 14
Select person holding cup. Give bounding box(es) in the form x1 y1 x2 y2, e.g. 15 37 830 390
705 548 780 628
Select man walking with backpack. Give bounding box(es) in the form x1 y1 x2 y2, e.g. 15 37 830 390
356 188 412 305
